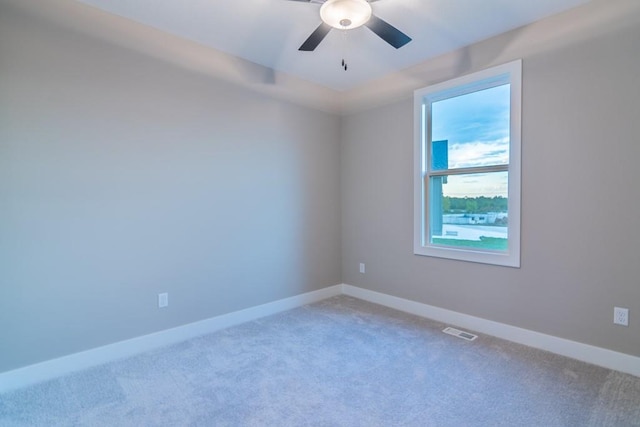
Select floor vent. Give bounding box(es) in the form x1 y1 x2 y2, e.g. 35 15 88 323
443 327 478 341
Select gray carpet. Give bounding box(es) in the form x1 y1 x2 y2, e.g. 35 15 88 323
1 296 639 426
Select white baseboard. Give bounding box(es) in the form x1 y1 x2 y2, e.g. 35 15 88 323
2 282 637 393
0 284 342 393
341 284 640 378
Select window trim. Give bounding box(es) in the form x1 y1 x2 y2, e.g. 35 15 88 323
413 60 522 268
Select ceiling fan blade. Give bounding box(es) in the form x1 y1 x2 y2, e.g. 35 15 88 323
364 14 411 49
299 22 332 51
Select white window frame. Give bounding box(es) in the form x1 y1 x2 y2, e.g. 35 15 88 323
413 60 522 268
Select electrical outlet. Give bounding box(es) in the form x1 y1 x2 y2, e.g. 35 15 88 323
614 307 629 326
359 263 365 274
158 292 169 308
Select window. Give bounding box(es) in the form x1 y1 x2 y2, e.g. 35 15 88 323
413 60 521 267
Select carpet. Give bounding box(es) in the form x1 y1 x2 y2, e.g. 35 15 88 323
1 296 639 426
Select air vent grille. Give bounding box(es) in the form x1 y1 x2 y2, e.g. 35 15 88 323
443 327 478 341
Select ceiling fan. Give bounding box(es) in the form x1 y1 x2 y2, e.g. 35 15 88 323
288 0 412 52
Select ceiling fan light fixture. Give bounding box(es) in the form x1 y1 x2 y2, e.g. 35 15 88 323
320 0 372 30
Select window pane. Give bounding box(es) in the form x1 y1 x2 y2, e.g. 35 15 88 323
429 172 508 251
431 84 510 171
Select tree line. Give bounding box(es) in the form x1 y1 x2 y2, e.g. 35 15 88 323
443 196 507 214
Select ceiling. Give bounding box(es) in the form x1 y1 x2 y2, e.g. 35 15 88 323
74 0 592 91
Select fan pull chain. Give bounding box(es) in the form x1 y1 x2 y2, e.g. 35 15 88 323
341 28 349 71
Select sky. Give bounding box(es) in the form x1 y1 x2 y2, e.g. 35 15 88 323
431 84 510 198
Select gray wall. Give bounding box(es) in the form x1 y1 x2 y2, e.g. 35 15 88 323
0 4 341 372
341 11 640 357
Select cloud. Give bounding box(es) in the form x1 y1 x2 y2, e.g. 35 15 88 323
443 171 508 198
448 138 509 168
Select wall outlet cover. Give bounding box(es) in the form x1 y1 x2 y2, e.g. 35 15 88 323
614 306 629 326
158 293 169 308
